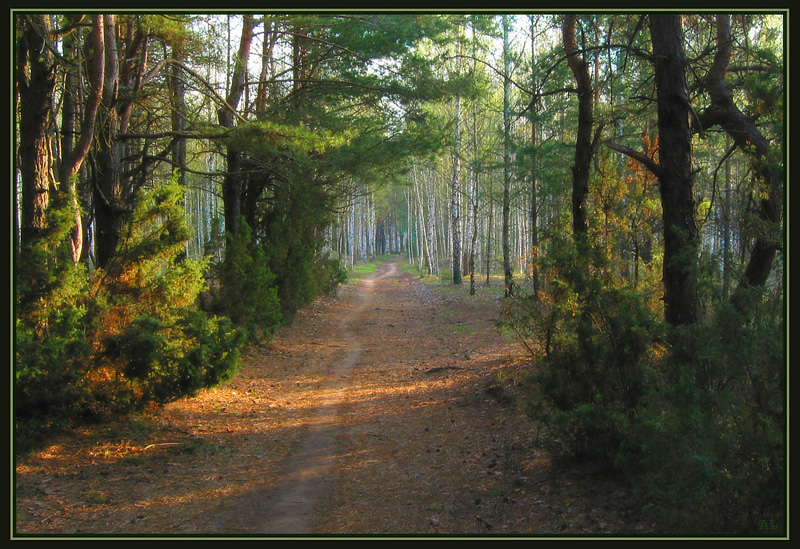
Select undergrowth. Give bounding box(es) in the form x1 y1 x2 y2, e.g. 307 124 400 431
505 236 785 535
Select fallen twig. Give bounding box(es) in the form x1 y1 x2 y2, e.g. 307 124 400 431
142 443 181 451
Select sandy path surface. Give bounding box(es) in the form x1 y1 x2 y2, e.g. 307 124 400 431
15 258 658 537
241 261 395 534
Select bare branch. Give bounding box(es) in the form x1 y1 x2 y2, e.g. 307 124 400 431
603 140 661 179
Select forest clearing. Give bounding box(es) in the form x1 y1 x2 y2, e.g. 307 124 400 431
14 11 786 539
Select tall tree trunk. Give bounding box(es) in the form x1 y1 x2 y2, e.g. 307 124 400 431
698 14 783 315
412 163 431 274
170 38 189 260
649 14 699 327
469 174 480 296
563 14 593 241
469 50 480 296
219 14 255 241
92 110 126 269
90 15 164 269
17 14 56 249
170 43 187 186
291 19 308 113
451 92 463 285
485 177 492 285
59 16 104 263
529 15 540 299
722 135 732 300
92 14 132 269
60 25 80 261
502 15 514 297
255 15 278 118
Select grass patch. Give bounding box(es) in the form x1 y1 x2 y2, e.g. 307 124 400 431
85 490 112 505
348 260 380 279
122 455 143 466
179 436 229 455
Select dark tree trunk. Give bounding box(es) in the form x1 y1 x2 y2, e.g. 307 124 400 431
170 44 187 187
698 14 783 315
502 15 514 297
563 14 593 241
451 93 463 285
485 178 492 286
255 16 278 118
529 17 540 300
91 15 134 269
221 149 243 240
291 20 308 112
17 14 56 249
649 14 700 327
61 15 105 263
92 107 127 269
219 14 255 241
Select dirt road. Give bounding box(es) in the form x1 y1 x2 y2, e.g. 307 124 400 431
15 258 657 537
208 257 527 534
217 260 400 534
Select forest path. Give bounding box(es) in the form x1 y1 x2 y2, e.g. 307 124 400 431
200 256 537 535
15 257 657 537
237 259 395 533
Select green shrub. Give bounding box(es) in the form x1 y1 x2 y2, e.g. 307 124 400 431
310 253 348 296
512 235 785 534
514 237 662 468
15 310 92 423
114 310 246 407
258 181 347 318
15 190 94 431
615 301 785 534
15 181 248 438
213 220 282 342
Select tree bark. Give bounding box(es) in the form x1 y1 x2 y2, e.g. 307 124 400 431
451 92 463 285
219 14 256 241
469 56 480 296
255 16 278 118
92 14 133 269
17 14 56 248
529 15 540 299
698 14 783 315
649 14 699 327
562 14 593 241
502 15 514 297
60 15 105 263
170 42 187 187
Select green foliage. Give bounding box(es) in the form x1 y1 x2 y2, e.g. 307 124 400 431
511 235 784 534
115 310 245 406
226 120 355 160
15 191 93 428
15 189 88 325
213 220 282 342
15 311 92 426
311 254 349 296
513 235 662 467
258 180 346 318
616 301 784 533
15 181 247 439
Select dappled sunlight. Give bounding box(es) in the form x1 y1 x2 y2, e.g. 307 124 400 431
15 258 561 535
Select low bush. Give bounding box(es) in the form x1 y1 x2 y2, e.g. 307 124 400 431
15 182 248 441
510 236 785 534
209 220 283 342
